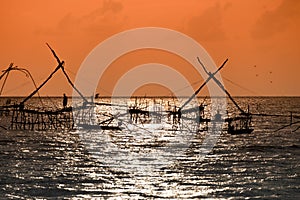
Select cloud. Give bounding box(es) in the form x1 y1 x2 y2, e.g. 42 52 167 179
36 0 124 37
252 0 300 39
101 0 123 14
80 0 125 36
57 13 79 33
81 0 123 22
223 2 232 11
185 3 226 42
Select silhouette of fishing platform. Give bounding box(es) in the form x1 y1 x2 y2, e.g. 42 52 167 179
0 44 121 131
0 45 298 133
0 44 252 133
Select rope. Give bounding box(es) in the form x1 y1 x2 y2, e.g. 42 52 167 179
222 76 258 95
65 68 112 96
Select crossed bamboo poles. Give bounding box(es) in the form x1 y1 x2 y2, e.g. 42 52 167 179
0 63 40 97
2 44 298 132
20 43 88 106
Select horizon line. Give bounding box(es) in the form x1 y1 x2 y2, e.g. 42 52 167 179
1 95 300 98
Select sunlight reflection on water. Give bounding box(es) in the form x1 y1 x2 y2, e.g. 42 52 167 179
0 97 299 199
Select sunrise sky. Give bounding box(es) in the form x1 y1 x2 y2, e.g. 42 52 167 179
0 0 299 96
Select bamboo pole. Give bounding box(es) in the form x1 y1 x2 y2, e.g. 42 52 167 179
179 58 228 111
46 43 88 103
197 58 246 114
0 71 10 95
0 63 13 80
20 63 62 105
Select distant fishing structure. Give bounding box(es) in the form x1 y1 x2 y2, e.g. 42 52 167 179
0 44 298 133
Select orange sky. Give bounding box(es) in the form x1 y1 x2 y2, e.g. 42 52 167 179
0 0 299 96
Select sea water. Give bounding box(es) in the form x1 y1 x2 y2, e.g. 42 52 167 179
0 97 299 199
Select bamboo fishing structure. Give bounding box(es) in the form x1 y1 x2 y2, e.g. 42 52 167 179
10 107 73 131
0 44 95 131
0 44 299 133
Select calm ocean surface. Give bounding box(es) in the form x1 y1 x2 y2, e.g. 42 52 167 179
0 97 299 199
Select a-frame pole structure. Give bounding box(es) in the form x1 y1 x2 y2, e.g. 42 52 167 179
20 44 88 106
196 57 247 115
179 58 228 112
